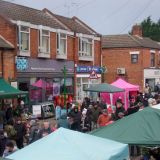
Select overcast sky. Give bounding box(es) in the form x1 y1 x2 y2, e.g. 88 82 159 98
11 0 160 35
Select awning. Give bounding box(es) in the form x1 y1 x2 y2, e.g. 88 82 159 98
0 78 28 99
91 107 160 145
84 83 124 93
8 128 129 160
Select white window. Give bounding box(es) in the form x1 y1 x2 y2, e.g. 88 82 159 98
19 26 30 51
39 30 50 53
57 33 67 55
79 38 93 57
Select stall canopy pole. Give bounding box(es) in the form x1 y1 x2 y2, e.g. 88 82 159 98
109 93 113 106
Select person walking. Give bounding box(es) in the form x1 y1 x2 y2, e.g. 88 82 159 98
14 117 26 149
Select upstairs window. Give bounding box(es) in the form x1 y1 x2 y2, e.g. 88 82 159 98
39 30 50 53
19 26 30 51
57 33 67 55
131 54 138 63
151 52 155 67
79 38 93 57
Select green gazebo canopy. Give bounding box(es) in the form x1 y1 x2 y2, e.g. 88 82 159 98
84 83 124 93
0 78 28 99
91 107 160 145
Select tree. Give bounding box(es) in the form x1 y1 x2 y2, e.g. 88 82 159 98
141 16 160 41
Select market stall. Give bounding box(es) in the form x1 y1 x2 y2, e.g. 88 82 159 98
0 78 28 99
84 83 124 106
101 78 139 110
8 128 129 160
91 106 160 145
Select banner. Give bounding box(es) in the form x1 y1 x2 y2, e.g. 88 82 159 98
53 83 60 97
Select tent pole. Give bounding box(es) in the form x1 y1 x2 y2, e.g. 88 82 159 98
110 93 113 106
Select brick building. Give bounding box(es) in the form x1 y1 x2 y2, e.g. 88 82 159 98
0 35 15 80
102 25 160 91
0 0 101 102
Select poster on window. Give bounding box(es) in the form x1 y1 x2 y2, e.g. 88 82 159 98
32 105 41 117
53 83 60 97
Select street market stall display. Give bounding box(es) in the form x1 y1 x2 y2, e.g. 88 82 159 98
8 128 129 160
84 83 124 106
91 106 160 145
101 78 139 110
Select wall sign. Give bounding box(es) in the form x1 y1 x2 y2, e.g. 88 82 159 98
16 57 28 71
76 66 102 73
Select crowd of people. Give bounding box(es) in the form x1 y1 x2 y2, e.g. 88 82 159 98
1 85 160 159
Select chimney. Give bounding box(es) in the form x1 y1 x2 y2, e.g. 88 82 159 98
131 24 143 37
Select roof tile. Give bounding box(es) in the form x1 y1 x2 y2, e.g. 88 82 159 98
0 0 66 30
102 34 160 49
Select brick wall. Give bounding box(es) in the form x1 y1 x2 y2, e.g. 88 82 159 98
1 50 15 80
50 32 57 59
0 16 17 47
30 29 38 58
0 16 16 80
67 35 74 61
94 40 101 66
102 47 160 91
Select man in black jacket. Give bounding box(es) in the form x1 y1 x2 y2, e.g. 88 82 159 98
14 117 26 149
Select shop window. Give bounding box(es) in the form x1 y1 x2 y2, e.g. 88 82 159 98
39 30 50 53
131 54 138 63
79 37 93 57
151 53 155 67
60 78 73 94
18 26 30 51
57 33 67 55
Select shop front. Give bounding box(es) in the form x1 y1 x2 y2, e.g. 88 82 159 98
76 66 102 101
144 68 160 91
16 57 74 105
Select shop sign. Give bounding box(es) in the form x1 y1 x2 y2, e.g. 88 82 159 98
76 66 102 73
16 57 28 71
154 70 160 76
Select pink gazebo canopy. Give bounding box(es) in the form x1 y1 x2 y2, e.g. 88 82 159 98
101 78 139 110
111 78 139 91
32 79 50 89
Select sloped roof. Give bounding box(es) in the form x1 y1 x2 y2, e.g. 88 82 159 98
0 0 67 30
43 9 100 36
102 34 160 49
0 35 14 49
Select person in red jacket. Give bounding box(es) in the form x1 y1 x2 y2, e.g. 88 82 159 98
97 109 111 127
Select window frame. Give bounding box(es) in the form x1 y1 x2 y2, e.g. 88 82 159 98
151 52 155 67
78 37 94 57
131 54 138 64
39 29 50 54
57 33 67 55
18 25 30 52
